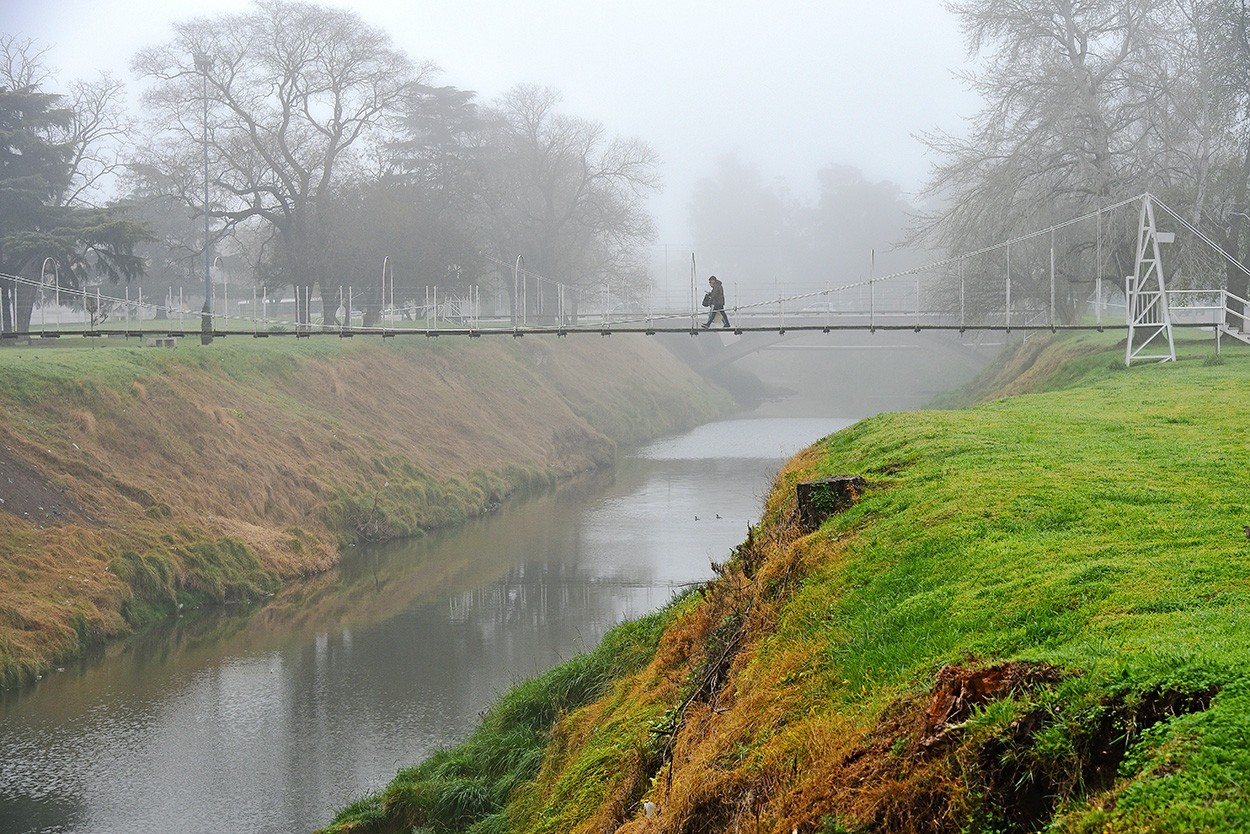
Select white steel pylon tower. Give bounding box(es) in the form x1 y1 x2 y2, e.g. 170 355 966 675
1125 194 1176 366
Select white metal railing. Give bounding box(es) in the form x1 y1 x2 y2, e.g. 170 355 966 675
0 269 1190 338
1160 288 1250 355
1219 290 1250 332
1165 289 1226 325
4 192 1249 342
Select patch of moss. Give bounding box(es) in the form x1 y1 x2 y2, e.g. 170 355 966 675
109 539 278 628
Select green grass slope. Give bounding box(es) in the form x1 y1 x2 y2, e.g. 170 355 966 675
320 332 1250 834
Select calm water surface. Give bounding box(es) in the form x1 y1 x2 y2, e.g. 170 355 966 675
0 414 856 834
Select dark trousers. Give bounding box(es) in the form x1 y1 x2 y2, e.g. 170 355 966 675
703 307 730 327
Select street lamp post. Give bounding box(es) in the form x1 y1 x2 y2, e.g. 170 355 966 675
195 52 213 345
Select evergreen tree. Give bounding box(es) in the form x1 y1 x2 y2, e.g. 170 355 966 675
0 50 149 333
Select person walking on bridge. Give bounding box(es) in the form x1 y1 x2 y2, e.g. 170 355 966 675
701 275 731 329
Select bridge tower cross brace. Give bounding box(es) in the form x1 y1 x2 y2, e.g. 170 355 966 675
1125 194 1176 366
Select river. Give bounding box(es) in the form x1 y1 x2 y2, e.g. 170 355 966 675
0 412 859 834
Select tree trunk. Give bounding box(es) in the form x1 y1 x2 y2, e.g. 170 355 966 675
319 285 341 328
0 278 37 334
361 282 382 328
16 279 37 333
1225 221 1248 330
539 280 559 325
1224 135 1250 329
0 277 13 334
294 283 315 327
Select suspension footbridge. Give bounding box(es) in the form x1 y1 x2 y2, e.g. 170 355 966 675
4 194 1248 367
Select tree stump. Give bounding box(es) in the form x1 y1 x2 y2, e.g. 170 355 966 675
796 475 865 532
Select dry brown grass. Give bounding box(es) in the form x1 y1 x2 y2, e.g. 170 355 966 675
0 336 729 683
596 446 978 834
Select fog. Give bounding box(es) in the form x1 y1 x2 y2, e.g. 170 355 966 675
3 0 979 247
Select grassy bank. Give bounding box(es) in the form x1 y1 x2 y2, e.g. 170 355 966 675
0 335 732 687
322 331 1250 834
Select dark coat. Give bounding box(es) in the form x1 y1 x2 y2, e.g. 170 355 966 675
706 281 725 308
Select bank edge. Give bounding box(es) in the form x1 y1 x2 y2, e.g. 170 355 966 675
0 336 734 687
320 332 1250 834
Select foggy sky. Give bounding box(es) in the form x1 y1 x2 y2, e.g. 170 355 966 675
3 0 980 246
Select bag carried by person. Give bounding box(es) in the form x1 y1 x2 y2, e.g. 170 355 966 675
701 291 712 307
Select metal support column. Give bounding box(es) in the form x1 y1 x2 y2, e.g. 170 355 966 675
1125 194 1176 366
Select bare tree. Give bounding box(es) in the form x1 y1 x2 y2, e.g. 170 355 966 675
132 0 425 325
3 39 139 213
476 84 660 322
917 0 1175 323
688 155 797 288
0 35 56 90
1163 0 1250 319
61 74 132 208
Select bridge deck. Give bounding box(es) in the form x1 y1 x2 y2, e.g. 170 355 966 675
6 321 1230 339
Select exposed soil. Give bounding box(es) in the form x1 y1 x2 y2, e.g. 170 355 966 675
921 661 1065 746
644 653 1220 834
0 440 94 525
